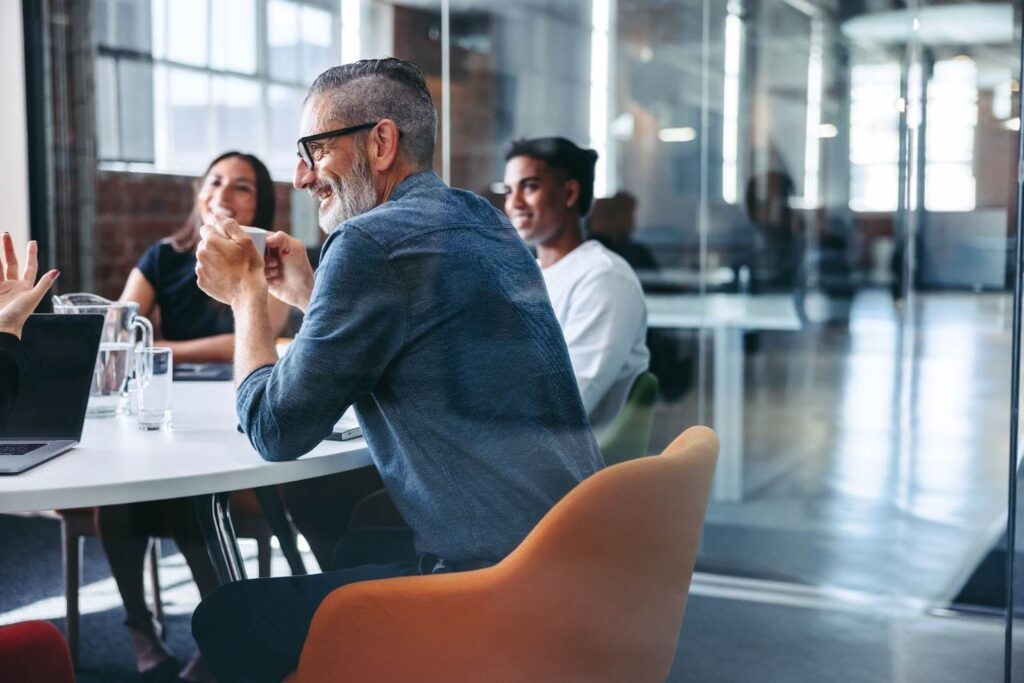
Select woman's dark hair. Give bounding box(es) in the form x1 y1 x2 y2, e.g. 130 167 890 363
503 137 598 216
169 151 276 252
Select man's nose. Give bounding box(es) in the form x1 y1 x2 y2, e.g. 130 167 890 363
294 158 315 190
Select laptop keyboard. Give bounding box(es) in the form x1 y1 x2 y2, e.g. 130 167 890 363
0 443 45 456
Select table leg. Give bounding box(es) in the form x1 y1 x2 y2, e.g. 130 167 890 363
196 492 247 583
253 486 307 576
712 327 744 502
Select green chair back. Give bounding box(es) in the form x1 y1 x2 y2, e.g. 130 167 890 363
598 371 659 466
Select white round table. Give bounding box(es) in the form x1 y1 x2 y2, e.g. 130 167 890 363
0 381 372 581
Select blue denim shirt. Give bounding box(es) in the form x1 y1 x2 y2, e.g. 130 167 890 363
237 170 603 563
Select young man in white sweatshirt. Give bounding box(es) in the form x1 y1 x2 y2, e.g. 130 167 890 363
503 137 650 435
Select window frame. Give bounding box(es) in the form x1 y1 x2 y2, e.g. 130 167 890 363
94 0 342 177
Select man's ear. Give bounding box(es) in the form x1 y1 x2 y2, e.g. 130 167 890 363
368 119 401 173
564 179 581 211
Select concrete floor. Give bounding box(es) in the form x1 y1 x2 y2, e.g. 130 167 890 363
656 290 1016 680
657 291 1012 604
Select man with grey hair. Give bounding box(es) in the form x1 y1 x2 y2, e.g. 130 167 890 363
191 58 601 681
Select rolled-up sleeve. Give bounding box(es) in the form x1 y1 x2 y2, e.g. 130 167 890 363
236 227 406 461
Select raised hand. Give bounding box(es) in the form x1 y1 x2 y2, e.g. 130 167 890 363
195 218 267 306
0 233 60 338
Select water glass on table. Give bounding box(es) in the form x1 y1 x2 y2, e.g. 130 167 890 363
135 347 173 430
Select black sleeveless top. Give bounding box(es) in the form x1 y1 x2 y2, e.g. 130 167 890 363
136 240 234 341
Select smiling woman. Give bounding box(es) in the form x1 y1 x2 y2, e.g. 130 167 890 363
119 151 288 357
95 150 291 682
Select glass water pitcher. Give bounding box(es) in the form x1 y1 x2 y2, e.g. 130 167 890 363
52 293 154 417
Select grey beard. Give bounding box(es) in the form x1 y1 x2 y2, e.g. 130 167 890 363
318 153 377 234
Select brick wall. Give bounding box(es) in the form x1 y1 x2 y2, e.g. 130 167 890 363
92 170 294 299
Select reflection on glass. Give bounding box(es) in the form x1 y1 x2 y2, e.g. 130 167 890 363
417 0 1015 671
80 0 1024 674
589 0 611 197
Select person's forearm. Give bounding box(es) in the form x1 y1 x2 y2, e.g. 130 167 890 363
161 334 235 363
232 286 279 386
294 287 312 315
273 279 312 315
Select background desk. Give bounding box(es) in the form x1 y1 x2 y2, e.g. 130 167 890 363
645 294 801 501
0 382 371 581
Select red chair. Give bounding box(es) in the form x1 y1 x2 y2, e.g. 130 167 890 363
0 620 75 683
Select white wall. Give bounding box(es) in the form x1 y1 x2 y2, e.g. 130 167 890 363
0 0 30 246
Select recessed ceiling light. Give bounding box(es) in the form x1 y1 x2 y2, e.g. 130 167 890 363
659 127 696 142
817 123 839 138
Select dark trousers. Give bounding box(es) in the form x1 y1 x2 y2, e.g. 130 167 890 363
279 466 388 570
191 528 417 683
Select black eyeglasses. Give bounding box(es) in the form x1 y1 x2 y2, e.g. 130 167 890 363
296 122 379 170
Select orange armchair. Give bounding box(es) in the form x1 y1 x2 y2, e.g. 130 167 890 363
291 425 718 683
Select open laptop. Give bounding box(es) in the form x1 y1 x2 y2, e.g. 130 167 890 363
0 313 103 474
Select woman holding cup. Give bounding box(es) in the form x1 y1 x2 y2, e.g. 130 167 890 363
99 151 288 682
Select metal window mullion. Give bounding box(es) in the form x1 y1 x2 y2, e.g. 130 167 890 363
256 0 269 78
441 0 450 184
256 0 270 164
205 0 215 160
1003 14 1024 682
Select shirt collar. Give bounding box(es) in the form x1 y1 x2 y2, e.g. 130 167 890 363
388 169 446 203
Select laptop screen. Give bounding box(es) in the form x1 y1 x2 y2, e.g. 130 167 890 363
1 314 104 440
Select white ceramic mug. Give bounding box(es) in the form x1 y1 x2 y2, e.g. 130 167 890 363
242 226 268 255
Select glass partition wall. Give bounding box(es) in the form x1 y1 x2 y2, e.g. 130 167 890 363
38 0 1024 678
371 0 1023 679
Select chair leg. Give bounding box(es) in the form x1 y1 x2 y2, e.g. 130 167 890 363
148 539 163 623
257 532 272 579
61 524 81 666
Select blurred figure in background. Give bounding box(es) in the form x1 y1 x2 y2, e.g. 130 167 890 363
99 152 289 682
586 190 658 272
743 170 803 292
504 137 649 435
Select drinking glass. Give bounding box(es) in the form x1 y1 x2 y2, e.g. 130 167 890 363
135 347 173 430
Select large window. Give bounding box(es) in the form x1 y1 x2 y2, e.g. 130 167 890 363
849 57 979 213
923 57 977 212
94 0 342 177
848 62 901 212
